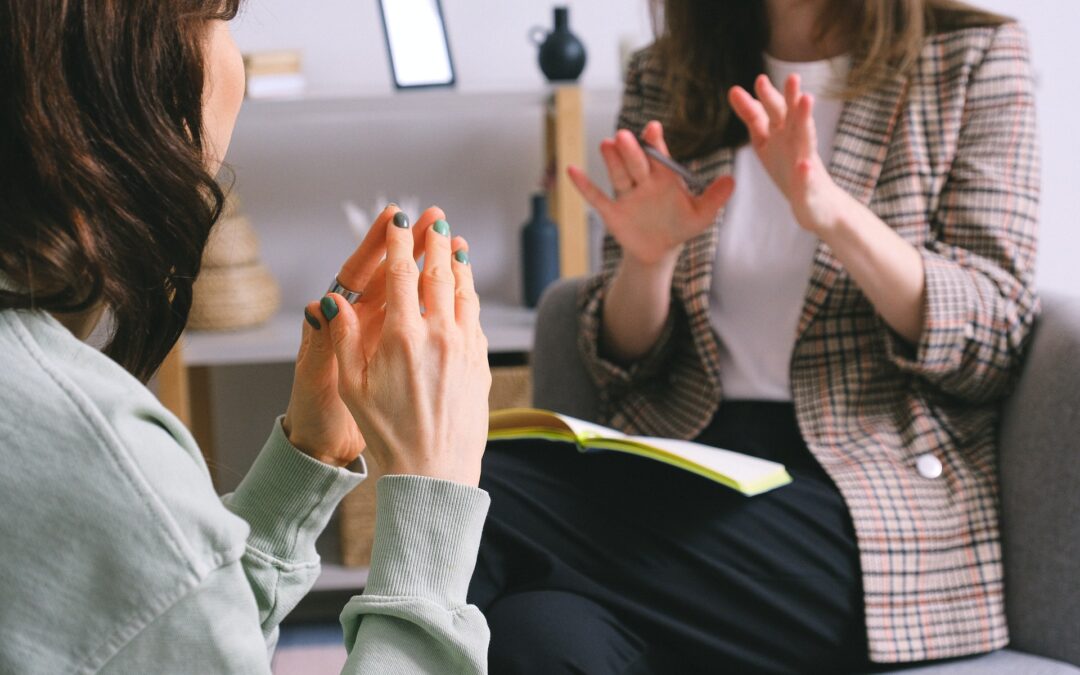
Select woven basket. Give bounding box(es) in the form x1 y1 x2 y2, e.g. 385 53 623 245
339 365 533 567
203 215 261 269
188 263 280 331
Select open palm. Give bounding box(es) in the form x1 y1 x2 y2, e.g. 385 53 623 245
728 74 844 234
569 121 734 266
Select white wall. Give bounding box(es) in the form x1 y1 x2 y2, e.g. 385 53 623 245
231 0 653 94
975 0 1080 296
230 0 1080 297
208 2 1080 504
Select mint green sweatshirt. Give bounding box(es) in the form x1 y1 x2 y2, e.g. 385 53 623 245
0 307 491 673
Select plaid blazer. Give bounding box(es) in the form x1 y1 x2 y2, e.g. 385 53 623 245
578 23 1040 664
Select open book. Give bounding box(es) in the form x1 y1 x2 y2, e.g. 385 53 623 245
489 408 793 497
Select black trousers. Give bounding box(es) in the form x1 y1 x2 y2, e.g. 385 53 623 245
468 402 870 674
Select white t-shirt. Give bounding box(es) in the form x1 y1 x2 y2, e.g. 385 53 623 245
709 53 851 401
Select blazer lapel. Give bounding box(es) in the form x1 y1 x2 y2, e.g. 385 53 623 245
678 146 735 375
796 73 910 337
682 146 735 310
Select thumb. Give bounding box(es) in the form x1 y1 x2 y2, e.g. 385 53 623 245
299 299 337 365
694 175 735 222
320 293 364 379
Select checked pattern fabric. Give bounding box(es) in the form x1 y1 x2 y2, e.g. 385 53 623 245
577 24 1040 664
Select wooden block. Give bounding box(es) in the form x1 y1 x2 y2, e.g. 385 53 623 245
157 341 191 427
546 86 588 277
339 452 383 568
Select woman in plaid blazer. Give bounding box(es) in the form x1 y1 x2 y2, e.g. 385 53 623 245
469 1 1039 672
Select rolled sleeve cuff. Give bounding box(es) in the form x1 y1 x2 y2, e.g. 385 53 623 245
578 276 679 391
363 475 490 609
224 415 367 562
881 249 976 377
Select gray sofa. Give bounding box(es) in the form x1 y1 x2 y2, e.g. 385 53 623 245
531 277 1080 674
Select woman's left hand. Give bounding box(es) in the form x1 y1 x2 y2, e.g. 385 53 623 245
279 206 398 468
728 74 851 236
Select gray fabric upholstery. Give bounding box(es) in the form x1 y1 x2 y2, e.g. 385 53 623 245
870 650 1080 674
530 278 1080 670
998 291 1080 666
531 278 601 421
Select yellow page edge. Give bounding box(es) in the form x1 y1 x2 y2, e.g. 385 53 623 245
586 439 793 497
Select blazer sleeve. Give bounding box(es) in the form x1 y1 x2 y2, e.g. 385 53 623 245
881 23 1040 404
578 49 683 398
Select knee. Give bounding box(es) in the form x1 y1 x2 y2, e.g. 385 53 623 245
485 591 643 675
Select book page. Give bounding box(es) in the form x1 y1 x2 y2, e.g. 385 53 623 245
488 408 627 444
554 413 628 442
629 436 785 484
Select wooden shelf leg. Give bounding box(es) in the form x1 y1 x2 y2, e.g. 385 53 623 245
158 342 217 486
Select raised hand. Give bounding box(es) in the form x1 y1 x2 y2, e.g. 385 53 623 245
568 121 735 267
324 212 491 487
282 205 400 468
728 74 847 234
282 205 449 468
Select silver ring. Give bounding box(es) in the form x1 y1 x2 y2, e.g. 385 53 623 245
327 278 362 304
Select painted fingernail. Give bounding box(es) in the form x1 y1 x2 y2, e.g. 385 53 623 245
454 250 470 265
393 212 410 228
304 308 321 330
320 296 339 321
433 219 450 237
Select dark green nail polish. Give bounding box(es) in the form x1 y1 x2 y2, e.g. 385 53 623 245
433 219 450 237
320 296 339 321
393 212 410 228
454 250 470 265
304 308 321 330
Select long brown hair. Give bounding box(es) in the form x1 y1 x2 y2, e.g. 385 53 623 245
651 0 1008 160
0 0 241 381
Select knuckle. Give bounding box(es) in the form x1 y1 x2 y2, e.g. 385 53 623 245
388 259 418 280
429 328 456 353
382 320 412 345
454 287 478 305
423 263 455 286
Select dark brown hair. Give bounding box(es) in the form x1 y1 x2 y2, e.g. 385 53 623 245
651 0 1008 160
0 0 241 381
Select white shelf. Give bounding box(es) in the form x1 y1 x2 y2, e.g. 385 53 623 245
313 564 369 592
182 301 536 367
236 87 621 123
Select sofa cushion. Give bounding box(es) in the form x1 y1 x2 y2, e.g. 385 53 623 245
870 649 1080 674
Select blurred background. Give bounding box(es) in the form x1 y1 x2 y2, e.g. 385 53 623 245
176 2 1080 670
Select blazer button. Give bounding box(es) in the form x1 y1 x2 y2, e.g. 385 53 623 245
916 453 943 479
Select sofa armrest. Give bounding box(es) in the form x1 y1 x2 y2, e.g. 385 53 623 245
531 277 601 422
999 291 1080 666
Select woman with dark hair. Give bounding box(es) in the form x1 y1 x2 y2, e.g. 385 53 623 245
0 2 492 673
469 0 1039 672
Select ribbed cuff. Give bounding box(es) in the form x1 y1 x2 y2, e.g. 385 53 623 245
363 476 490 608
224 416 367 562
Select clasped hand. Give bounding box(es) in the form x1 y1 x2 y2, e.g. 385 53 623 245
282 205 491 487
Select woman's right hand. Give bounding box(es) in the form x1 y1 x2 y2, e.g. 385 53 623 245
323 213 491 487
568 120 735 267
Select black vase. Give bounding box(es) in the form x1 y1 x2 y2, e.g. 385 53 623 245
522 194 561 308
531 7 587 83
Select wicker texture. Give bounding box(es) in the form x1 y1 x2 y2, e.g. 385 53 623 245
189 197 280 332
